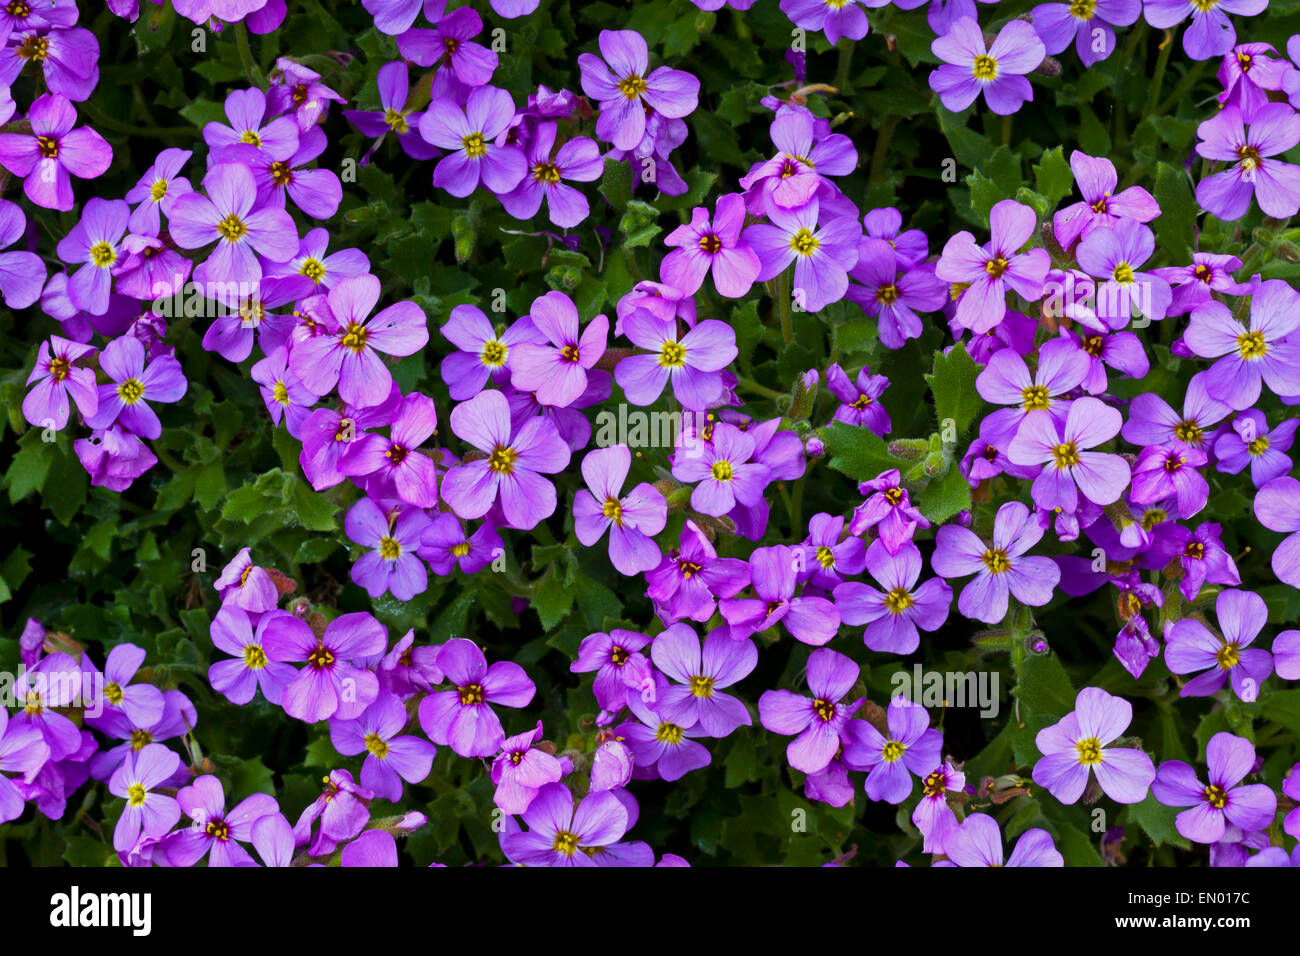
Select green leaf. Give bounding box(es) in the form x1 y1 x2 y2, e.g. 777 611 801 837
533 571 575 631
818 421 901 484
1153 162 1197 265
1125 794 1191 850
1012 652 1076 721
1032 146 1075 209
599 157 632 210
926 341 984 437
916 466 972 525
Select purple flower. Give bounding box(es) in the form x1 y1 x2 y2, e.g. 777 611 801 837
108 744 182 853
88 643 164 731
340 391 440 509
1075 219 1172 327
0 198 44 309
56 198 129 316
795 512 866 591
615 310 736 410
124 148 194 235
491 721 564 814
937 199 1050 333
929 18 1046 116
574 444 667 576
23 335 97 430
292 769 373 857
500 782 629 866
168 162 299 285
290 275 429 409
671 422 771 517
251 347 319 438
644 519 752 624
499 121 603 228
941 813 1064 866
571 629 653 714
85 335 187 440
1255 476 1300 588
720 545 839 645
362 0 425 34
0 92 111 210
758 647 863 775
201 275 310 364
397 6 497 86
202 86 299 159
1031 0 1141 67
976 336 1089 445
330 693 435 802
826 362 891 435
440 389 571 529
418 85 525 197
231 126 342 220
1144 0 1267 61
214 546 278 612
208 606 298 706
1184 281 1300 410
661 193 761 299
914 762 964 852
342 61 439 162
1032 687 1155 804
1152 253 1249 317
577 29 699 150
847 469 930 551
508 291 607 408
846 238 947 349
1148 521 1241 601
262 612 386 723
267 57 347 132
439 305 542 401
745 197 860 313
739 108 858 213
417 638 535 758
931 500 1060 623
345 498 431 601
650 623 756 738
1165 588 1274 701
418 515 502 576
845 697 943 804
1121 373 1230 451
1008 396 1131 511
165 775 278 867
1214 410 1297 487
1194 103 1300 220
779 0 869 44
1152 733 1277 844
836 541 952 654
617 674 713 781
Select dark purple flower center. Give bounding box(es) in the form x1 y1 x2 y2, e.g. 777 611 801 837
458 683 485 705
812 697 836 723
307 644 336 670
205 819 230 841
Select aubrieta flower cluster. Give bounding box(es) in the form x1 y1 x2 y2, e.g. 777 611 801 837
4 0 1297 869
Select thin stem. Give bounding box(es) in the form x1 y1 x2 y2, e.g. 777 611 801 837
1143 31 1174 119
833 38 855 93
738 376 783 400
1156 61 1206 115
776 270 793 346
236 22 267 90
867 115 900 194
1000 114 1012 148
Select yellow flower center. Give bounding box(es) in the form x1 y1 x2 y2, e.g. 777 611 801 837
1203 784 1228 809
1236 331 1267 360
364 732 390 758
243 645 267 670
1069 0 1098 17
239 129 262 147
790 228 820 256
1216 642 1241 670
981 548 1010 574
1021 385 1051 411
130 730 152 750
1248 436 1269 456
815 545 836 568
205 820 230 841
876 284 900 305
659 341 687 368
379 536 402 560
985 255 1009 278
812 697 836 722
458 683 485 705
216 213 248 242
461 132 487 158
341 322 370 353
481 340 508 367
698 233 722 254
1174 420 1203 444
118 379 145 405
451 542 470 557
690 675 714 698
552 829 580 856
710 460 734 482
1052 441 1080 468
972 54 998 81
36 135 58 159
127 783 148 807
884 587 914 614
1075 736 1103 766
270 161 293 187
532 162 561 185
489 445 518 475
18 35 48 61
881 740 906 763
307 644 336 670
384 109 409 134
617 74 648 99
602 496 623 525
1113 262 1135 284
655 722 684 744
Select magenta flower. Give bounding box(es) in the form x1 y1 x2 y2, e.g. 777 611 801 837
1214 410 1297 488
745 197 861 312
1032 687 1155 804
645 519 752 624
650 623 757 738
491 721 565 814
56 198 129 316
661 193 761 299
340 391 440 509
1152 733 1277 844
847 469 930 551
720 544 840 645
500 782 629 866
264 227 370 291
1165 589 1274 701
208 606 298 707
795 512 866 590
165 775 278 867
23 335 97 430
574 444 667 576
929 18 1046 115
90 643 164 731
330 693 435 802
251 347 319 438
85 335 187 440
508 291 607 408
214 547 277 612
203 86 299 158
758 647 863 775
418 85 525 197
577 29 699 150
0 708 48 824
845 238 947 350
975 336 1089 444
167 162 299 285
499 121 603 228
1129 442 1209 517
937 199 1050 333
1183 281 1300 410
617 675 713 781
615 311 736 410
836 541 952 654
124 147 193 235
826 362 891 435
440 388 570 529
1144 0 1267 61
740 107 858 212
262 612 386 723
1052 150 1159 248
345 498 431 601
0 199 44 309
779 0 870 43
397 6 497 86
940 813 1064 867
671 422 771 517
0 92 110 210
931 500 1060 623
571 628 653 714
1008 396 1130 511
417 638 535 758
290 275 429 409
1195 103 1300 220
108 744 182 853
845 697 943 804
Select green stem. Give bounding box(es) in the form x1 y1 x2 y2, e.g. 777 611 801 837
1143 32 1174 120
236 22 267 90
833 38 855 93
775 270 794 346
1155 61 1206 115
1236 241 1268 280
867 115 900 195
154 447 187 473
738 376 783 400
1000 114 1012 148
